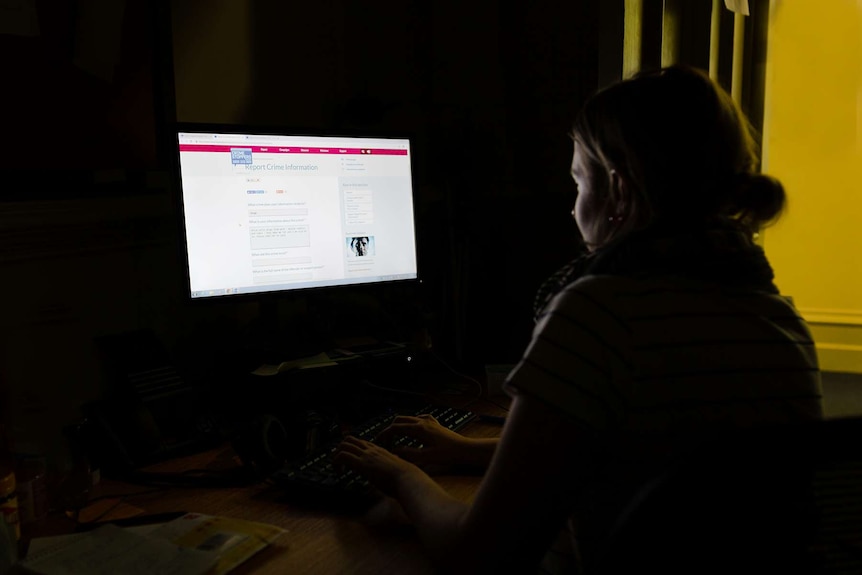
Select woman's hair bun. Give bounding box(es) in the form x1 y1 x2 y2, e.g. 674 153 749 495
729 172 786 230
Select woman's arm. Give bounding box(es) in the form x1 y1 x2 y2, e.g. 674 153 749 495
336 392 587 573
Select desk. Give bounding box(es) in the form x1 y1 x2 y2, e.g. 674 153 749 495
25 397 509 574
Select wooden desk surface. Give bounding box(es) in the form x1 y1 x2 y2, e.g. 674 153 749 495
27 396 510 575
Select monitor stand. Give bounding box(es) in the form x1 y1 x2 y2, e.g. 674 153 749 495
248 297 328 364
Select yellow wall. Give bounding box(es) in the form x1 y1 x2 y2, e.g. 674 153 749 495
763 0 862 373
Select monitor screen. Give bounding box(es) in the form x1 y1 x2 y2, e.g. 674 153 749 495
174 127 418 299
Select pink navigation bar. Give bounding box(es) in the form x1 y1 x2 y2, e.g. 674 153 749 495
179 144 407 155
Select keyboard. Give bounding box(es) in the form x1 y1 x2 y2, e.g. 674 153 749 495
269 404 475 507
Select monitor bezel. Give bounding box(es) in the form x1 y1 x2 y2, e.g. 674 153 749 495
169 121 421 305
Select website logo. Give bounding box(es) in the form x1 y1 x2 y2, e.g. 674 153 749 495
231 148 253 165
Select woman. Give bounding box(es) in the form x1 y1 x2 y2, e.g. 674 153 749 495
334 66 822 573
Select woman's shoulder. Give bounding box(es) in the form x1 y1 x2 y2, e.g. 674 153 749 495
561 273 708 299
558 273 800 317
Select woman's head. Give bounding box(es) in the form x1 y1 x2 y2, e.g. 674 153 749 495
570 65 785 250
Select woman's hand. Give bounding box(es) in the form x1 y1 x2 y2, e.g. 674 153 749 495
334 435 469 552
375 414 497 468
373 414 472 466
334 436 427 498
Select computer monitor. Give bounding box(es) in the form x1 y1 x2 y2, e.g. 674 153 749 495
173 125 418 300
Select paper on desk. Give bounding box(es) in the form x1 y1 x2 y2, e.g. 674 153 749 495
24 513 286 575
251 351 338 376
19 524 217 575
148 513 287 575
25 525 160 558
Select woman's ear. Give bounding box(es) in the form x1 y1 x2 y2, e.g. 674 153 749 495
609 170 630 215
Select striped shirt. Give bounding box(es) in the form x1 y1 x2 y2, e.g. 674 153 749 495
504 273 823 571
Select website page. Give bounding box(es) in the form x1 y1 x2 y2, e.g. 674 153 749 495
177 132 417 298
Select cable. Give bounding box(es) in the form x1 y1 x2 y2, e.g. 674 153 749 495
99 466 260 489
84 487 165 505
427 350 484 404
79 498 125 525
73 487 167 527
62 487 167 526
483 397 511 413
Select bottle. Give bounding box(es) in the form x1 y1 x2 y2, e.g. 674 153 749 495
17 458 48 525
54 423 95 520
